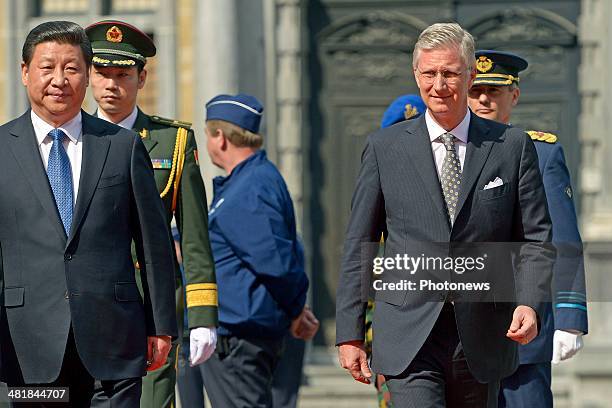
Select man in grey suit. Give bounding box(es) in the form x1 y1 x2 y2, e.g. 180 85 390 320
336 23 554 407
0 21 177 406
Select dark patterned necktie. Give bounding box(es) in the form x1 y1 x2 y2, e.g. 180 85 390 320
47 128 73 235
440 132 462 224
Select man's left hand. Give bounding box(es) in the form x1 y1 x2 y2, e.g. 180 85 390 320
146 335 172 371
190 327 217 366
551 330 583 364
506 305 538 345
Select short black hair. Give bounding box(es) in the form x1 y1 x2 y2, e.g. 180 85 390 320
22 21 93 68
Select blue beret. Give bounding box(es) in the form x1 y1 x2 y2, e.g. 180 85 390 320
205 94 264 134
380 94 426 128
474 50 528 86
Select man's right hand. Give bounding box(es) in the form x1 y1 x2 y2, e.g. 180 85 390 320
337 340 372 384
290 305 319 340
146 335 172 371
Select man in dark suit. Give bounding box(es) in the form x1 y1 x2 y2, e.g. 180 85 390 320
336 23 554 407
0 21 177 406
468 50 588 408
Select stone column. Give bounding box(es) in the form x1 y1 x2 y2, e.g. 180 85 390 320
580 0 612 240
156 0 177 117
567 1 612 406
0 0 8 124
6 0 29 118
176 0 195 121
193 0 240 201
264 0 315 362
264 0 306 232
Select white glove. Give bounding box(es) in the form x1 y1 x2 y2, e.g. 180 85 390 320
189 327 217 366
551 330 583 364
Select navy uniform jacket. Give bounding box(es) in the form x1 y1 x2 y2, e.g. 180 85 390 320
208 150 308 339
519 132 588 364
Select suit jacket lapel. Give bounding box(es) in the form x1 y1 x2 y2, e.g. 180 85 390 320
403 117 449 222
7 111 67 242
132 109 158 153
68 111 110 245
455 113 494 220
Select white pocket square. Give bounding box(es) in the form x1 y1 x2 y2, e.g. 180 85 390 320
483 177 503 190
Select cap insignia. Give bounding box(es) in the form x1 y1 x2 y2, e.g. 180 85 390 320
476 56 493 73
106 26 123 43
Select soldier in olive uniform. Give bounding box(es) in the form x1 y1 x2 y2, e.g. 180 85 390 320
85 20 218 408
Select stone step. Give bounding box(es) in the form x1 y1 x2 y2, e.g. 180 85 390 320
297 397 378 408
298 361 378 408
303 365 375 388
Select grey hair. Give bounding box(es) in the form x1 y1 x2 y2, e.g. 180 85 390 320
412 23 475 71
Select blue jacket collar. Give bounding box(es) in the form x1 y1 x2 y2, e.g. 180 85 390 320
213 149 267 191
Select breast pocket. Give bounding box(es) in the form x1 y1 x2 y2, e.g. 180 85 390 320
98 174 127 189
477 183 510 201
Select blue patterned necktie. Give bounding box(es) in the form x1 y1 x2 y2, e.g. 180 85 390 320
47 128 73 235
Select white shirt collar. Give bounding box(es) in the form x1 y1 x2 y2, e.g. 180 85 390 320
425 108 471 143
31 110 82 146
97 105 139 130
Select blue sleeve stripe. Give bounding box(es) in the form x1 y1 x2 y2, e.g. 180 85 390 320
555 303 588 312
556 295 587 302
557 291 586 297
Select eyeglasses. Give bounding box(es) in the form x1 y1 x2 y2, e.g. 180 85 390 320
415 68 465 85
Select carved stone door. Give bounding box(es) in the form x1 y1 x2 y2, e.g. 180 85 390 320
306 0 581 345
458 2 582 191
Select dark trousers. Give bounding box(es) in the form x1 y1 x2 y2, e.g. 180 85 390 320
271 335 305 408
4 329 141 408
384 304 499 408
176 338 206 408
201 335 284 408
498 363 552 408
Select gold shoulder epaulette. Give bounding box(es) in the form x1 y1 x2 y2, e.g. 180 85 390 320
527 130 557 144
150 115 192 129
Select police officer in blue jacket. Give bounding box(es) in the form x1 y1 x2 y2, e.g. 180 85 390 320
202 93 319 407
468 50 588 408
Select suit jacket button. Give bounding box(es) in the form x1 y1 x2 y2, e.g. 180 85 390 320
64 254 72 261
64 291 69 299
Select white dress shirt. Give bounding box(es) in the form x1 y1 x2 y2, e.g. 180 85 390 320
97 106 138 130
425 109 470 178
31 110 83 202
